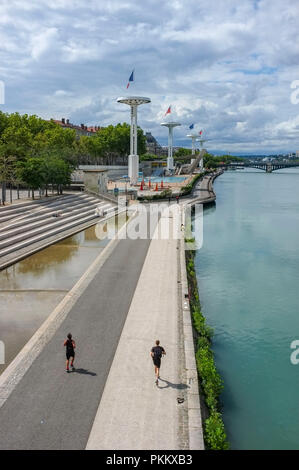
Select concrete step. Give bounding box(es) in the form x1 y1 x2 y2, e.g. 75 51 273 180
0 195 65 213
0 194 80 216
0 203 113 250
0 213 100 257
0 194 96 223
0 206 119 258
0 194 81 222
0 199 106 234
0 201 110 241
0 196 102 229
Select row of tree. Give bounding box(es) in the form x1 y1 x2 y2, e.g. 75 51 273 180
75 123 146 165
0 112 147 202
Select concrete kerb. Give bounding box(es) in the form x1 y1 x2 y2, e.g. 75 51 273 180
0 209 136 409
179 205 205 450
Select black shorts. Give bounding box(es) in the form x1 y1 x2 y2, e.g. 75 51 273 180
66 351 75 360
153 357 161 368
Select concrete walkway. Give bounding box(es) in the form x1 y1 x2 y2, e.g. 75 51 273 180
86 207 186 450
0 203 204 450
0 217 151 449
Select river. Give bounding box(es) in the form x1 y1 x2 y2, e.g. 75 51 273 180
193 167 299 450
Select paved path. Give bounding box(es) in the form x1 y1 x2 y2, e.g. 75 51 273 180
0 202 204 450
0 216 151 449
86 206 187 450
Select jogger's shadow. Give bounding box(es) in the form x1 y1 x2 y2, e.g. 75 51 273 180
157 378 189 390
70 368 97 376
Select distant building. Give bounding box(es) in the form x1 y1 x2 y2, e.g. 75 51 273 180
145 132 167 156
50 118 101 137
296 151 299 159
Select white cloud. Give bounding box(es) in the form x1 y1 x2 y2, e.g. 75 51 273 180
30 27 59 60
0 0 299 153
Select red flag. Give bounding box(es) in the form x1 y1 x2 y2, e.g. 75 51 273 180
164 106 171 116
199 130 203 135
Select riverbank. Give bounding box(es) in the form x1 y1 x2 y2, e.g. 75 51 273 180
181 170 229 449
187 170 223 206
185 249 229 449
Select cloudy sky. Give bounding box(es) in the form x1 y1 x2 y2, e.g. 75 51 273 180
0 0 299 154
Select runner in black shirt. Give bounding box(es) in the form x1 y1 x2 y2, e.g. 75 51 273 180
64 333 76 372
151 340 166 385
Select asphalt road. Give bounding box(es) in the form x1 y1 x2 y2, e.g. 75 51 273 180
0 219 152 449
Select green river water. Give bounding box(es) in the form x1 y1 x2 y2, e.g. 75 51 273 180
194 167 299 449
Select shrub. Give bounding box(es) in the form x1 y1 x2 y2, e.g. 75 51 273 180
185 250 229 450
204 411 229 450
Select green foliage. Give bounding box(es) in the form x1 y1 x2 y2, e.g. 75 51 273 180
17 154 72 197
180 172 204 196
0 114 148 187
0 153 17 183
138 188 173 201
17 157 45 191
185 250 229 450
159 188 172 198
192 305 213 339
81 123 146 165
205 159 217 169
203 154 245 168
204 411 230 450
175 147 192 158
140 153 164 161
196 344 223 410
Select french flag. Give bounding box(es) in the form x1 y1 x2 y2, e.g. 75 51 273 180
164 105 171 116
126 70 134 89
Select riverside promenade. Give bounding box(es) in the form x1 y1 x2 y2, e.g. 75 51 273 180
0 174 218 450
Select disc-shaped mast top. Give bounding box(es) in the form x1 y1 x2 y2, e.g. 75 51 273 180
161 121 181 128
117 96 151 106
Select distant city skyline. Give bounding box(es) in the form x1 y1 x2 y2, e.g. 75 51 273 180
0 0 299 154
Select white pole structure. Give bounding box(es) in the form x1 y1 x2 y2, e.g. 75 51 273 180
197 138 208 170
160 121 181 171
117 96 151 185
187 134 198 155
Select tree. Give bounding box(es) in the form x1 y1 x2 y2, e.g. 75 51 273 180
175 148 192 158
0 151 16 204
43 157 71 194
17 157 44 199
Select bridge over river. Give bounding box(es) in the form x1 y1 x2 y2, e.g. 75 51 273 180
219 161 299 173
